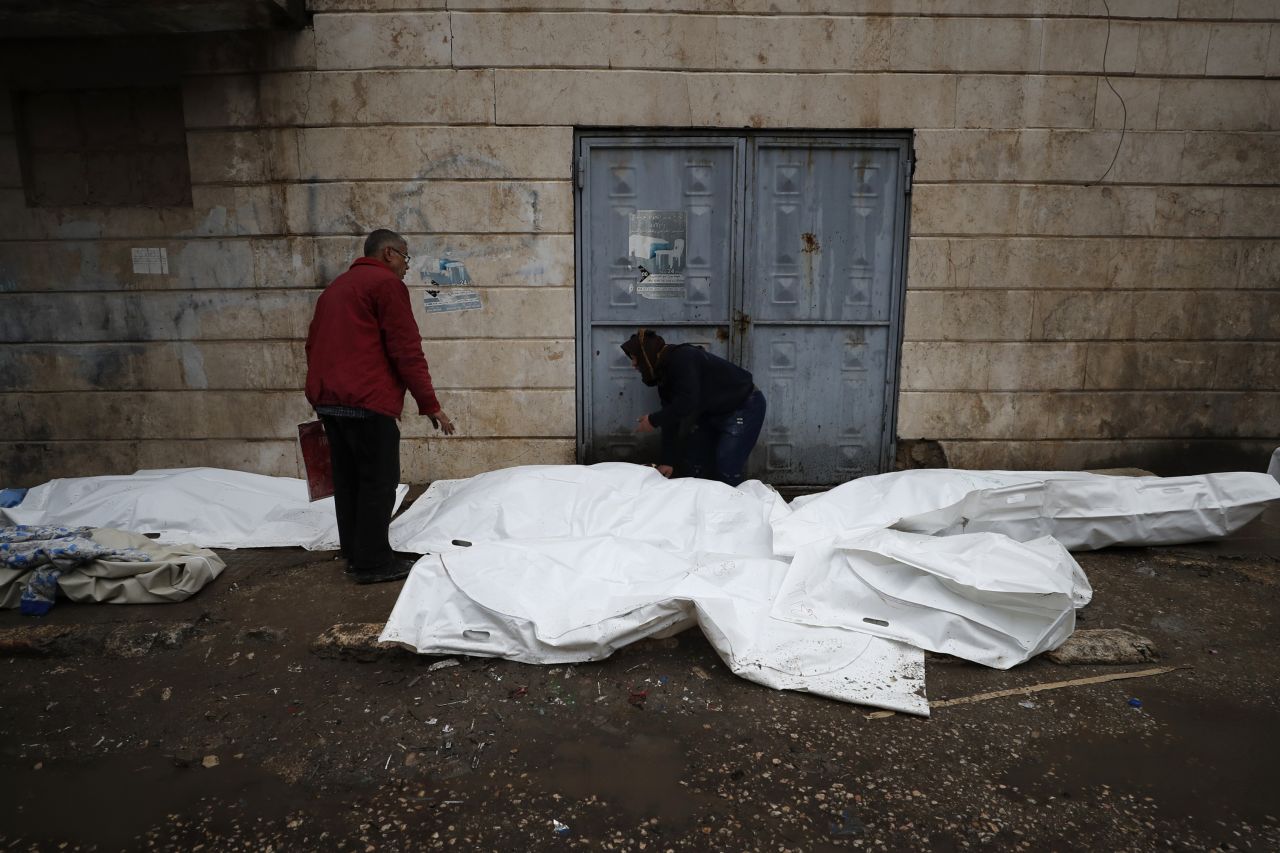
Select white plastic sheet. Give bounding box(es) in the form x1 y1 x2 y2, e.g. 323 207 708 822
381 541 929 715
774 530 1089 669
778 469 1280 553
773 469 1055 556
389 463 774 558
381 465 928 714
377 462 1278 713
0 468 408 550
895 471 1280 550
1270 448 1280 484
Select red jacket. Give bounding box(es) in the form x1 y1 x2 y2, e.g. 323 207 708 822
305 257 442 418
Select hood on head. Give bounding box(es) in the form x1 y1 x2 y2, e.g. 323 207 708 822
620 329 666 386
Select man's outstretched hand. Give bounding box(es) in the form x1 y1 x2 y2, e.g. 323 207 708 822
635 414 656 434
429 411 456 435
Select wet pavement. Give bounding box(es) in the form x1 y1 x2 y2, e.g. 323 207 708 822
1 504 1277 851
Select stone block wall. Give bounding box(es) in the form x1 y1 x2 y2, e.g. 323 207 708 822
0 0 1277 484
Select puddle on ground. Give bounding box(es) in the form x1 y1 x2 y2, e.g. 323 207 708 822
542 732 704 826
0 750 318 849
1001 686 1280 828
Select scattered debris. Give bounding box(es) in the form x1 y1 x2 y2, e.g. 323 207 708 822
238 626 287 644
1047 628 1159 665
105 623 199 658
427 658 460 672
552 819 570 836
830 809 865 836
0 622 201 659
1128 697 1144 709
202 754 220 769
170 748 199 768
409 706 439 724
628 689 648 709
691 666 711 680
508 686 528 699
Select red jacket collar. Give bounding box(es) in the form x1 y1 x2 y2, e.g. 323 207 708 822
350 256 395 273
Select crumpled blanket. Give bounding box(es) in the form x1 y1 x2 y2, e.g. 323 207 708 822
0 526 225 616
0 525 153 615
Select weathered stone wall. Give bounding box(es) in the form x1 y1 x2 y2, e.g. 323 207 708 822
1 1 1277 485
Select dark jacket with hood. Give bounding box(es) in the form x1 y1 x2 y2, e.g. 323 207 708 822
621 331 755 466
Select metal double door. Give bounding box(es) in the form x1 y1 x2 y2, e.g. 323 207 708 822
576 133 911 487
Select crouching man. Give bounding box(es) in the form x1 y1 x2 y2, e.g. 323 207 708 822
621 328 766 487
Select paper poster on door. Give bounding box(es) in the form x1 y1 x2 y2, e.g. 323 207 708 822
628 210 686 299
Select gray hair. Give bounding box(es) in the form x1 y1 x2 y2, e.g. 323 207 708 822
363 228 406 258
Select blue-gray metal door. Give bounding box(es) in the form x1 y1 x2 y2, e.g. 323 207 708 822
743 138 909 484
576 133 910 486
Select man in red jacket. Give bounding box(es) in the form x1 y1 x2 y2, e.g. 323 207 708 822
306 229 455 584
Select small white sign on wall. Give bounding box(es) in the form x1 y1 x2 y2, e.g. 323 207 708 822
420 256 482 313
131 247 169 275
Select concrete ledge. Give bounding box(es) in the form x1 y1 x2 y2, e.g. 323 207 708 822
310 622 400 662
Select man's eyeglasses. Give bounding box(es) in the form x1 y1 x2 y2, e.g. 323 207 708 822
389 247 411 262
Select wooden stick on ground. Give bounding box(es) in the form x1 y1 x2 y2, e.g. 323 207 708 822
866 665 1184 720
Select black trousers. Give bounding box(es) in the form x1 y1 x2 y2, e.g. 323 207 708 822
320 414 400 571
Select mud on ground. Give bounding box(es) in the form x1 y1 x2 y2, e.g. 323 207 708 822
1 509 1278 851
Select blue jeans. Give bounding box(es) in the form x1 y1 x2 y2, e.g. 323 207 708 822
684 389 767 487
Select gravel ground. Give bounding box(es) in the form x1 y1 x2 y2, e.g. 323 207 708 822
1 504 1277 851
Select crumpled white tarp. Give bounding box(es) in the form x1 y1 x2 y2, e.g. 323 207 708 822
1270 448 1280 484
773 469 1058 556
774 530 1090 669
0 468 409 550
897 472 1280 550
380 462 1280 715
382 464 928 715
776 468 1280 554
381 539 929 715
389 463 773 557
